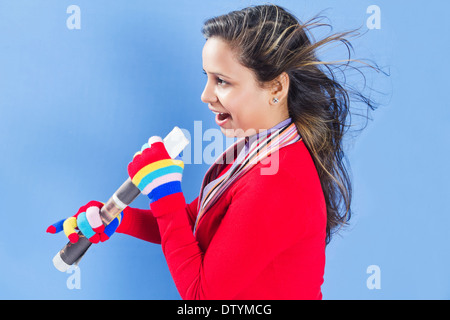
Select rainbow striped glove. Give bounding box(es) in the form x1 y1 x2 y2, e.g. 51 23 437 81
127 136 185 213
46 200 123 244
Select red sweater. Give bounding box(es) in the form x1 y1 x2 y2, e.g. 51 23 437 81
117 140 327 300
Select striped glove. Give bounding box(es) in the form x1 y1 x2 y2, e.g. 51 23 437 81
46 200 123 244
127 136 185 213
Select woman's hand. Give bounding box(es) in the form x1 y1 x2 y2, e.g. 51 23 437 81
127 136 184 204
46 200 123 244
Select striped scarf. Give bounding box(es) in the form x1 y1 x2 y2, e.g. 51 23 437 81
194 118 301 234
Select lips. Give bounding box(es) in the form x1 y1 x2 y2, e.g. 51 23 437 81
209 107 231 126
212 110 230 120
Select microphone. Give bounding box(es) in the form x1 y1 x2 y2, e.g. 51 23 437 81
52 126 189 272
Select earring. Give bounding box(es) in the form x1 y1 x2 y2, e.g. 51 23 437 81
272 97 279 104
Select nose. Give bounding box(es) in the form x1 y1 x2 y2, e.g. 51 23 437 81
201 79 218 104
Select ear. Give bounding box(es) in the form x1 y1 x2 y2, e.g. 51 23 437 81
268 72 289 105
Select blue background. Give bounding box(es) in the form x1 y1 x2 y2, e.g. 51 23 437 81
0 0 448 299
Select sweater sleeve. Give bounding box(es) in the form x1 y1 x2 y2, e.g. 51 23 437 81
150 166 323 299
116 197 199 244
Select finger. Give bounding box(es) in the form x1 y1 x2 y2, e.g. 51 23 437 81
63 217 79 243
46 219 65 234
140 142 149 151
128 137 166 180
77 211 99 243
131 141 151 163
86 205 104 234
142 140 170 160
103 212 123 240
147 136 163 147
85 200 104 209
132 136 162 160
133 150 142 159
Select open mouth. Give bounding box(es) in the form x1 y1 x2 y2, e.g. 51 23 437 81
212 111 231 125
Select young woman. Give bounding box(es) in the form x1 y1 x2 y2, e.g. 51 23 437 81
47 4 379 299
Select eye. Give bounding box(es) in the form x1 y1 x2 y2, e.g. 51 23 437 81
217 78 228 86
202 70 228 86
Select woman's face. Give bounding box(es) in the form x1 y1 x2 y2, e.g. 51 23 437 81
201 37 288 137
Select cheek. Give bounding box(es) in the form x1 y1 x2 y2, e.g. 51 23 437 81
219 87 258 116
234 93 267 126
217 88 235 107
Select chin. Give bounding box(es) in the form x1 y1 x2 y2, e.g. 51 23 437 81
221 127 238 138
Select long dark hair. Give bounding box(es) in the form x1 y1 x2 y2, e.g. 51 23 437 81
201 4 386 244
